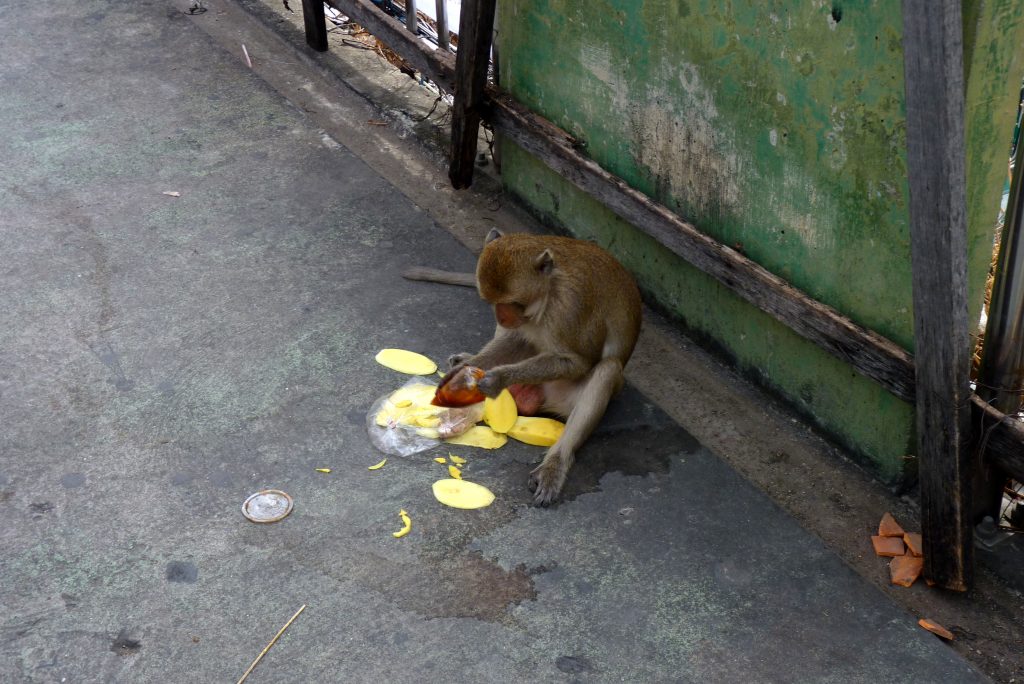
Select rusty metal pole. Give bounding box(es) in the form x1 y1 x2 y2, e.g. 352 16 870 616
978 136 1024 417
975 113 1024 521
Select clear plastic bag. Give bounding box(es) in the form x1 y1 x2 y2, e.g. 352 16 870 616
366 378 485 457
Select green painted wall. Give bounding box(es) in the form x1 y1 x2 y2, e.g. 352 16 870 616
496 0 1024 484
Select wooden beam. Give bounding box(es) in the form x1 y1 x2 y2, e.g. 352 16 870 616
487 94 918 401
972 396 1024 482
324 0 455 91
449 0 497 189
901 0 973 591
301 0 329 52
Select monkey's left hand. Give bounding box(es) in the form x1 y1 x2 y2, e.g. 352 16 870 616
477 368 509 398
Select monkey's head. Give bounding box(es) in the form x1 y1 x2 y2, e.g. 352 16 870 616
476 230 555 329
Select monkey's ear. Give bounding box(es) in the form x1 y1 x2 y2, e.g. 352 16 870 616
535 248 555 275
484 228 504 244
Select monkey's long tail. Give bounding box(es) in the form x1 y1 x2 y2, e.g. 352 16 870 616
401 267 477 288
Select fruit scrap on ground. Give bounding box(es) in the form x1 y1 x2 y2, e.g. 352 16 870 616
445 425 507 449
375 348 438 375
507 416 565 447
392 509 412 538
315 468 331 473
368 458 387 470
903 532 923 557
432 479 495 509
448 464 462 479
483 389 518 433
878 512 905 537
890 555 924 587
918 618 954 640
434 457 447 464
449 453 466 465
871 535 905 557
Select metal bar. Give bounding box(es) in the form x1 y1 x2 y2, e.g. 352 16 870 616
435 0 449 50
978 123 1024 416
901 0 974 591
449 0 497 188
406 0 417 34
325 0 455 90
301 0 329 52
973 96 1024 520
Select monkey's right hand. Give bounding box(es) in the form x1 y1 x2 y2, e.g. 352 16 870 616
477 367 509 398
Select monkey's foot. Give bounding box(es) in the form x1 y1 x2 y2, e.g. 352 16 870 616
528 460 569 506
508 383 544 416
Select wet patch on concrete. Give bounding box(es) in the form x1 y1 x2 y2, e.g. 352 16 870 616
166 561 199 583
61 472 86 488
110 630 142 656
351 551 536 621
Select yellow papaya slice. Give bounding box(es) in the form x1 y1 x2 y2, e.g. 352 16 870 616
375 349 438 375
444 426 507 449
506 417 565 447
483 389 518 433
432 479 495 509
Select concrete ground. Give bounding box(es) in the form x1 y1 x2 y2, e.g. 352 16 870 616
0 0 1018 681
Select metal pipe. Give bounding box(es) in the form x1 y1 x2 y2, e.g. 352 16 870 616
406 0 417 34
435 0 449 49
977 119 1024 416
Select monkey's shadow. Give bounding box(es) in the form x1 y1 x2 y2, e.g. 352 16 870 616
546 385 701 505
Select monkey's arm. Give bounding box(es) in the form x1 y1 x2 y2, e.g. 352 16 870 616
479 350 591 396
459 329 537 370
402 266 477 288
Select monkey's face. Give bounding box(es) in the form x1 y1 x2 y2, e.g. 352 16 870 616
494 302 527 328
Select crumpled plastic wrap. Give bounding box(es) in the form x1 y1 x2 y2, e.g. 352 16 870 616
367 378 484 456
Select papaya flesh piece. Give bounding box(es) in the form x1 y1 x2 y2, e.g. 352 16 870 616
432 478 495 509
444 425 507 450
375 349 438 375
432 366 486 407
918 618 954 640
878 512 905 537
890 555 923 587
483 389 518 433
507 417 565 447
871 535 905 557
903 532 923 557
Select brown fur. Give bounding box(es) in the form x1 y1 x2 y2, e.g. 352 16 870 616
404 229 642 504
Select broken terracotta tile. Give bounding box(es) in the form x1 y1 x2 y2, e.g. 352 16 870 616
878 512 905 537
918 618 954 640
903 532 923 557
890 555 924 587
871 535 906 557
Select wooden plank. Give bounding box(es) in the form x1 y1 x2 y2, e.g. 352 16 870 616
448 0 497 189
301 0 329 52
487 93 918 401
901 0 973 591
325 0 455 91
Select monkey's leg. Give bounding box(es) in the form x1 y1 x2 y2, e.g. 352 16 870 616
529 358 623 505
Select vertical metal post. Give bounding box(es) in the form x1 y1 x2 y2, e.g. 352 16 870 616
435 0 449 50
975 101 1024 520
978 134 1024 416
301 0 329 52
406 0 418 34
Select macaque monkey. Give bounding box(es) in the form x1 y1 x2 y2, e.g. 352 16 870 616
403 229 642 505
